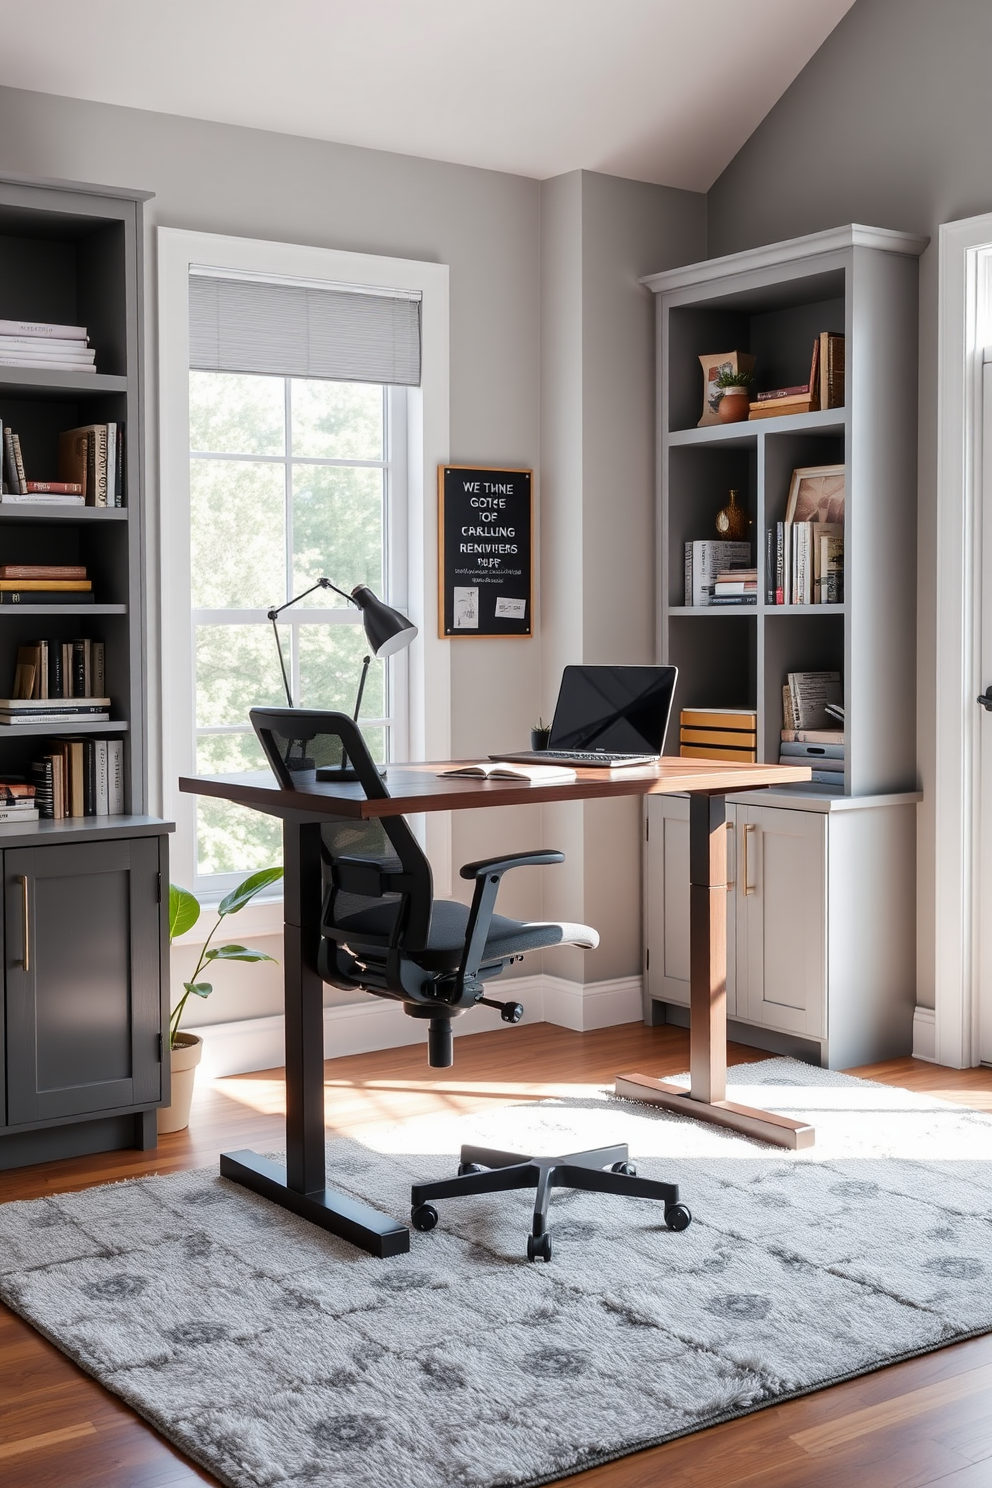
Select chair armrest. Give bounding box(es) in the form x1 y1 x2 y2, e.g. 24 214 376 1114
460 849 564 881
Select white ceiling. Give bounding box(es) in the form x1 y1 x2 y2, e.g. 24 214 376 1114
0 0 855 192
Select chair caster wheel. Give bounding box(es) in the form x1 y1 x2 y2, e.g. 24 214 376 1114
665 1203 692 1231
611 1161 637 1177
457 1162 485 1177
411 1203 439 1232
527 1232 552 1262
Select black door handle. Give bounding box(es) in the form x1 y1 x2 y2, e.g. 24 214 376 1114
979 687 992 711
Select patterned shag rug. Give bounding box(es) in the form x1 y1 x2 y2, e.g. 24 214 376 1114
2 1059 992 1488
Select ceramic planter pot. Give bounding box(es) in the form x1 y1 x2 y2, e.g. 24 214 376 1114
718 388 751 423
157 1032 203 1134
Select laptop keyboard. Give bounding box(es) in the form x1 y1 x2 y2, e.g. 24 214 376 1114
541 750 657 765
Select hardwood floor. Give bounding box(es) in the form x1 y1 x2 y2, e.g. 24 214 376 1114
2 1021 991 1488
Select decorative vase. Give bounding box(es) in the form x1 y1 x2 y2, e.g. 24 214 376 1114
530 727 552 751
715 488 749 541
157 1032 203 1134
718 388 750 423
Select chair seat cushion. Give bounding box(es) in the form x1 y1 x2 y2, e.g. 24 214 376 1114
332 897 596 970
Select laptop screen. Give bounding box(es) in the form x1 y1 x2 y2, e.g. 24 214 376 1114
549 665 678 754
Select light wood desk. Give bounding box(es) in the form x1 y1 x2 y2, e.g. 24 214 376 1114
180 755 812 1256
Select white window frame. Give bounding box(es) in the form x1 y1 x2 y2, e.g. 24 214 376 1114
932 213 992 1068
157 229 451 930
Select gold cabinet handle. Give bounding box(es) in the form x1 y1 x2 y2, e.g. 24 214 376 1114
743 823 757 896
726 820 734 890
18 874 29 970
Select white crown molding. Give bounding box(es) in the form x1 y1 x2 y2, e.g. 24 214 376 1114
193 973 642 1079
640 224 929 296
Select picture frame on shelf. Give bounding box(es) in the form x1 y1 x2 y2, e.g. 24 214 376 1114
785 464 845 525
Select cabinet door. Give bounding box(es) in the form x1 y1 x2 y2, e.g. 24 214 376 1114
737 804 826 1038
645 797 737 1014
4 837 163 1126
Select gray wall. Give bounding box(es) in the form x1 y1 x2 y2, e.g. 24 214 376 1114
707 0 992 1013
540 170 706 980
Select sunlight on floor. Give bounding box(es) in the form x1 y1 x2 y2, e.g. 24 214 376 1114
207 1074 607 1120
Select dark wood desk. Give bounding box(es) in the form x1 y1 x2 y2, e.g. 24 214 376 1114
180 756 812 1257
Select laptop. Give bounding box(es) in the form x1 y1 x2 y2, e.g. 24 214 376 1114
492 664 678 769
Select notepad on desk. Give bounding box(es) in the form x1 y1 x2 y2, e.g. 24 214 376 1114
439 761 577 783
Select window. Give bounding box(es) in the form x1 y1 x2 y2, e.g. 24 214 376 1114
157 229 451 910
188 372 409 887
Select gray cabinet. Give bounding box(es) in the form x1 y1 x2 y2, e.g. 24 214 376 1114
4 837 163 1127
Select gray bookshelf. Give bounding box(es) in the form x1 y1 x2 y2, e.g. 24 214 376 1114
0 173 171 1170
640 226 927 1068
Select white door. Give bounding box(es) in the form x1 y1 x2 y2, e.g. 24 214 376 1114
644 796 737 1015
737 804 827 1039
978 355 992 1061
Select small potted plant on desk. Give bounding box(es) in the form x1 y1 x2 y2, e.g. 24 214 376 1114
714 367 753 423
159 866 283 1134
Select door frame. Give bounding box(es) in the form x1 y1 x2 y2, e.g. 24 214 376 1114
933 213 992 1068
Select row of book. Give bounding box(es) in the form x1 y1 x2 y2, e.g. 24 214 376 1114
31 738 126 818
1 421 125 506
0 316 96 375
768 521 843 604
747 332 845 419
12 635 107 707
684 541 752 607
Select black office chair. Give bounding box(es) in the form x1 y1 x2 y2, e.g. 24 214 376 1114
250 707 690 1261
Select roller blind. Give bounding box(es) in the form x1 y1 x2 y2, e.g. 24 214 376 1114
188 270 422 386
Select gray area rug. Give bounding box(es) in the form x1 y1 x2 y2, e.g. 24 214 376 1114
2 1058 992 1488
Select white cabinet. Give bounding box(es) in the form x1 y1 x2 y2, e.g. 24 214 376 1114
736 803 825 1039
643 792 918 1068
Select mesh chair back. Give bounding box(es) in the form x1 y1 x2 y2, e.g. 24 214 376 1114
249 708 432 951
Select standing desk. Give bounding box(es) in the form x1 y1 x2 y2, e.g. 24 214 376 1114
180 756 812 1257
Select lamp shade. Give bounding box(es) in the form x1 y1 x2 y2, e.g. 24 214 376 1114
351 584 418 657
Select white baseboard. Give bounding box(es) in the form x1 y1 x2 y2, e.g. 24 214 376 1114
912 1005 937 1063
194 972 642 1079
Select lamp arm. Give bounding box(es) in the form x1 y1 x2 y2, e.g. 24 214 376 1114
266 577 356 708
353 655 372 722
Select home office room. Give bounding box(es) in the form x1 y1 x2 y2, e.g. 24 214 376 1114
1 2 992 1485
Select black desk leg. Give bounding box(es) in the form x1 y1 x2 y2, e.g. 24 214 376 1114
220 817 410 1257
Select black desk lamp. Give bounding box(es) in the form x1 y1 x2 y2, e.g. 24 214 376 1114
267 578 417 780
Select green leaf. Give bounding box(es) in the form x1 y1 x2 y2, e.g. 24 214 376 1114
170 884 200 942
183 981 213 998
218 866 283 916
204 944 276 963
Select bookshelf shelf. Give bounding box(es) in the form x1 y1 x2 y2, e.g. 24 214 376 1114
0 370 128 398
641 224 926 1069
0 604 127 616
0 507 128 523
667 408 846 448
0 719 128 737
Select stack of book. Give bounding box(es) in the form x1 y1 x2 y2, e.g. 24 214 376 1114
12 635 106 703
684 540 751 607
31 738 125 818
0 781 39 824
780 727 846 785
710 567 757 606
0 426 84 504
771 521 843 604
748 331 845 420
679 706 757 762
0 565 94 608
58 422 125 506
0 317 96 374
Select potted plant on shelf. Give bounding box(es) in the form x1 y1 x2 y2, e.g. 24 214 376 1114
159 866 283 1134
714 366 754 423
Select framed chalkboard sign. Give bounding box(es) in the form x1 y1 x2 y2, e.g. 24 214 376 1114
438 465 533 638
